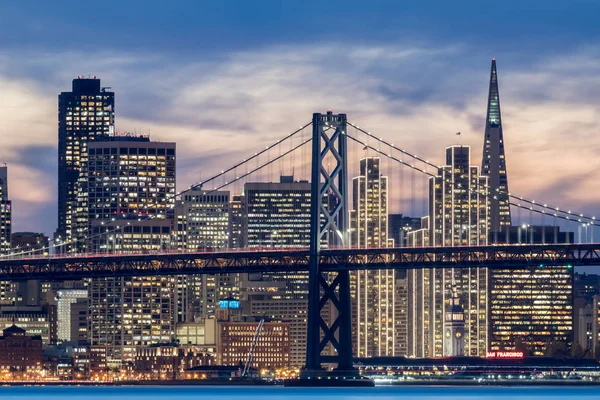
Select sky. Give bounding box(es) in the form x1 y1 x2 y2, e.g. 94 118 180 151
0 0 599 239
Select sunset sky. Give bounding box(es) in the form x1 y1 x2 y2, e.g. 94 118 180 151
0 0 599 236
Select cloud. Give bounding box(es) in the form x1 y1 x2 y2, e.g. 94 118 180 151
0 42 599 236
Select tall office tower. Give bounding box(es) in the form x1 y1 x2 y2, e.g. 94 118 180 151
175 190 237 322
228 195 245 249
407 146 489 358
85 137 177 363
0 166 11 255
242 176 312 366
430 145 489 357
0 166 15 306
349 157 405 357
57 77 114 252
482 59 511 233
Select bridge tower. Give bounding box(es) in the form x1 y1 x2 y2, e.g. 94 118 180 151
303 111 355 376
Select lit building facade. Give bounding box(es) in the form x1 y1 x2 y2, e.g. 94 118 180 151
349 157 405 357
489 226 574 355
56 289 88 342
407 146 489 358
175 190 237 322
482 59 512 233
0 166 14 306
0 325 43 373
57 77 114 252
85 138 177 363
217 320 290 370
241 177 312 366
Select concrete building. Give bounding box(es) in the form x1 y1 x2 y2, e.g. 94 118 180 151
85 138 177 363
349 157 406 357
0 166 14 308
56 289 88 342
217 319 290 370
0 306 52 345
57 77 115 252
174 190 237 322
0 325 43 373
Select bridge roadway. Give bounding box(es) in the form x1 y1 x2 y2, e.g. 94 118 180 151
0 243 599 280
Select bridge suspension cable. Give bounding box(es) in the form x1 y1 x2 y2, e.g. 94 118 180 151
347 121 598 226
345 132 598 227
1 123 314 259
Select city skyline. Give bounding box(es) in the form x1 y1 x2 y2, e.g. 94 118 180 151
0 2 599 236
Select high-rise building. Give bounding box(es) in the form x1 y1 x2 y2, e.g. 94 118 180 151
482 59 512 233
241 176 312 366
408 145 489 358
0 166 14 306
388 214 421 248
228 195 245 249
0 166 11 255
85 137 177 363
349 157 405 357
57 77 115 252
175 190 237 322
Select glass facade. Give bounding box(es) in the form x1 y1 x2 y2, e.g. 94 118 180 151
57 78 114 252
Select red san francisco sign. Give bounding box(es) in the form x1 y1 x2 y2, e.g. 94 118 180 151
486 351 524 358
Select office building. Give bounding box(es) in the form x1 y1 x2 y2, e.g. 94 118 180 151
0 325 43 373
229 195 245 249
482 59 512 233
240 176 312 366
489 225 574 355
0 166 11 255
0 306 52 344
407 145 489 358
0 166 14 308
56 289 88 342
175 190 237 322
349 157 405 357
57 77 115 252
85 137 177 363
217 319 290 370
388 214 421 248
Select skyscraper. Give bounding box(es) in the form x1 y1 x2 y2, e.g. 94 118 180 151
241 176 312 366
407 146 489 357
482 59 512 233
349 157 406 357
0 166 11 255
57 77 115 252
0 166 14 306
86 137 177 363
174 190 237 322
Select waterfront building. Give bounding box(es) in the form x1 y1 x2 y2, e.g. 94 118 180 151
349 157 406 357
134 343 215 379
216 319 290 370
443 292 465 357
0 325 43 373
0 306 52 344
85 137 177 363
407 145 489 358
488 225 574 356
57 77 115 252
482 59 512 234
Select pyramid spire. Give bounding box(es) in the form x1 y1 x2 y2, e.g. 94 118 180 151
482 58 512 233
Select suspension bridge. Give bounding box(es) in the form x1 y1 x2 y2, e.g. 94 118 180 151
1 111 598 379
